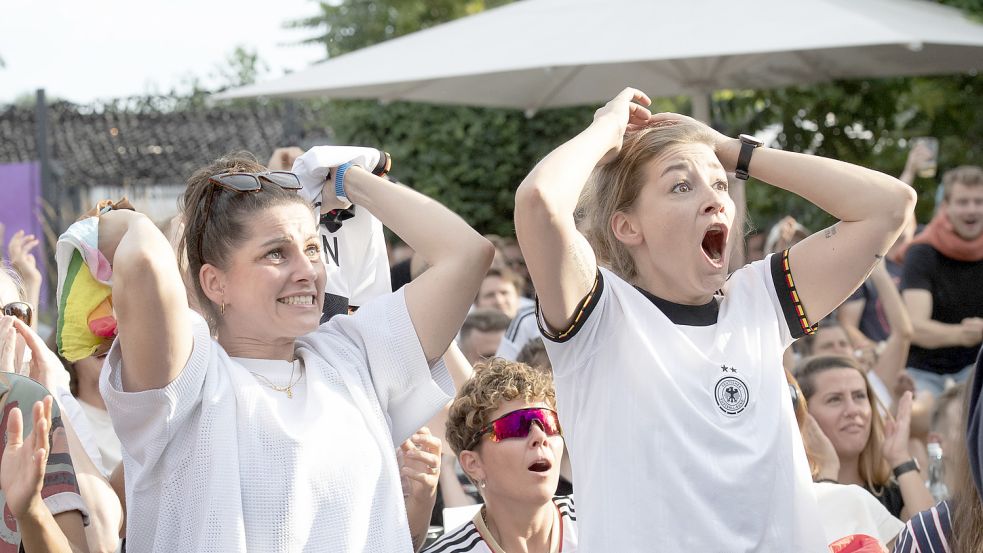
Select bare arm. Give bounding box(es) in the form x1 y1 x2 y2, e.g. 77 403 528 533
398 429 441 551
342 168 494 363
515 88 652 330
643 112 915 324
882 392 935 519
903 289 983 349
869 262 913 392
98 210 192 392
741 150 916 323
837 300 875 349
2 399 89 553
61 417 122 553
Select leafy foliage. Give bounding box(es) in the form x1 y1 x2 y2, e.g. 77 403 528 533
290 0 983 237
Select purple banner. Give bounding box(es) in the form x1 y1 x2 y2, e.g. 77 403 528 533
0 161 49 311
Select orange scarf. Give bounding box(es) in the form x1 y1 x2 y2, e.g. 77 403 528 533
895 210 983 263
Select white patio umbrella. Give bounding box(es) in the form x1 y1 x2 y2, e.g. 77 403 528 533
216 0 983 120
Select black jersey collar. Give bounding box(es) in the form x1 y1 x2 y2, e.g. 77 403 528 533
633 286 720 326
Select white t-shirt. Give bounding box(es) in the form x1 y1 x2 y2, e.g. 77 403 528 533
541 254 827 552
77 399 123 474
318 205 392 319
495 304 540 361
100 289 453 552
813 482 904 547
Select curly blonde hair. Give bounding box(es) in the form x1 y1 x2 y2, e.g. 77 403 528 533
576 120 719 282
446 358 557 455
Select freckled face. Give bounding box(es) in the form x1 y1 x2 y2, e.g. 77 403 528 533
627 143 735 300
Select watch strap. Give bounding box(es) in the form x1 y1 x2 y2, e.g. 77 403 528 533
372 151 392 177
735 137 758 181
334 162 354 203
892 459 920 479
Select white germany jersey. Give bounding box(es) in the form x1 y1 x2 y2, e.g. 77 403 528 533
423 496 577 553
540 253 826 552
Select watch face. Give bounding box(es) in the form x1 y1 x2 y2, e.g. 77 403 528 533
739 133 764 147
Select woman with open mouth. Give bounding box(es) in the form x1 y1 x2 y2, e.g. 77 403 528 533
90 149 494 552
424 358 577 553
514 87 916 551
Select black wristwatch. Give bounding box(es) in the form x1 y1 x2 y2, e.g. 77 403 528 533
892 458 921 479
735 134 764 181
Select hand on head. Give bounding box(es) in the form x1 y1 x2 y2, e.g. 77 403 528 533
0 395 53 519
593 87 652 165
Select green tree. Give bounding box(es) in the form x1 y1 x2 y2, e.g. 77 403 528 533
290 0 983 237
289 0 511 59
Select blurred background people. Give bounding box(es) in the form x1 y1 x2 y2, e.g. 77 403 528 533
901 166 983 397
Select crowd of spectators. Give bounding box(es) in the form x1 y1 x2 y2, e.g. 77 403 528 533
0 87 981 552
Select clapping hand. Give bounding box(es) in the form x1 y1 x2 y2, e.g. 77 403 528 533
882 391 914 468
0 396 53 520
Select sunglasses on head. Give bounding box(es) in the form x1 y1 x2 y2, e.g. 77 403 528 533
207 171 302 193
2 302 33 326
197 171 304 262
465 407 562 451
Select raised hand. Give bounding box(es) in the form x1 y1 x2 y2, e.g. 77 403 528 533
592 87 652 165
0 316 27 375
398 426 442 499
882 391 914 467
12 317 71 393
7 230 41 287
0 396 53 519
266 147 305 171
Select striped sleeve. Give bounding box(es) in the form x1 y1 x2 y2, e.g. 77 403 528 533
769 249 819 339
891 501 952 553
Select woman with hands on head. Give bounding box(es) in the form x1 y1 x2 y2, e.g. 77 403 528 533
797 355 934 521
514 87 916 550
94 149 493 552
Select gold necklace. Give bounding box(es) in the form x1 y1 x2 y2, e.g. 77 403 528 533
250 359 302 399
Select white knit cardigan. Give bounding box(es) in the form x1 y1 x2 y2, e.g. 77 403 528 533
101 289 453 552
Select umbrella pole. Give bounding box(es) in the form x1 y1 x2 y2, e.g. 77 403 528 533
691 92 711 124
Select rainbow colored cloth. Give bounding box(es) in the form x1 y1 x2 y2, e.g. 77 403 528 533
55 215 117 362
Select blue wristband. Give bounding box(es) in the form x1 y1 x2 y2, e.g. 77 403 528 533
334 162 354 202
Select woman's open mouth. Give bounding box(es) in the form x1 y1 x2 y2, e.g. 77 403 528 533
701 224 728 268
528 459 552 473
